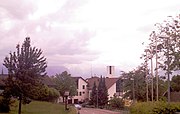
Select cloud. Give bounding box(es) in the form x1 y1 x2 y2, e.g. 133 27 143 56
0 0 99 76
0 0 36 20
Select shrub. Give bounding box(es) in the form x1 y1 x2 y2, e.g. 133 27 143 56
109 97 124 109
130 101 180 114
0 96 10 113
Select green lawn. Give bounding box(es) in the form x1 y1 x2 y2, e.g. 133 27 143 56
0 101 76 114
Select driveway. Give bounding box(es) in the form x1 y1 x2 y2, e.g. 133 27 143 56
78 108 120 114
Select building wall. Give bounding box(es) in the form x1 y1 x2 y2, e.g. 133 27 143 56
107 66 115 78
71 78 88 103
108 83 116 100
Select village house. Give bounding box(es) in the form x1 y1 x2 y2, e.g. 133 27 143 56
0 66 122 103
68 77 89 104
86 76 120 100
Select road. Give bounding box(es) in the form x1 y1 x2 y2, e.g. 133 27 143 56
78 108 120 114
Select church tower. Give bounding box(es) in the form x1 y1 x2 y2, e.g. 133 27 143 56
106 66 115 78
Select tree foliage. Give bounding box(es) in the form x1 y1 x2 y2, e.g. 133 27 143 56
109 97 124 109
3 37 47 114
98 76 108 107
90 82 97 106
123 65 147 101
123 64 167 101
148 15 180 74
54 71 77 101
30 85 59 102
171 75 180 92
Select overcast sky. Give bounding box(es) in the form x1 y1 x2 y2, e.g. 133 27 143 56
0 0 179 77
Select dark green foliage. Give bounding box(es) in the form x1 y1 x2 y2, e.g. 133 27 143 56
29 85 59 102
90 82 97 106
101 77 108 105
54 71 77 100
0 96 10 112
123 66 147 101
130 101 180 114
122 64 167 101
109 97 124 109
98 76 108 107
3 37 47 114
171 75 180 92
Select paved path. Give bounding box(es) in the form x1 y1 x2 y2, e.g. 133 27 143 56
78 108 120 114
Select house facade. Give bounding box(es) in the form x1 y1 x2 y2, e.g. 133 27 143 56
86 76 120 100
68 77 89 104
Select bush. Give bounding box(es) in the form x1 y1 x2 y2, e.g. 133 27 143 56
130 101 180 114
0 96 10 113
109 97 124 109
30 85 59 102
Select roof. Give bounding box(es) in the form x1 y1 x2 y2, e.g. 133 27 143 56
86 77 119 90
72 77 88 83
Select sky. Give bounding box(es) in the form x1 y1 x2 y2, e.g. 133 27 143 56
0 0 179 77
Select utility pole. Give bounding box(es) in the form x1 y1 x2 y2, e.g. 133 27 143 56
167 37 170 104
150 48 154 102
145 49 149 102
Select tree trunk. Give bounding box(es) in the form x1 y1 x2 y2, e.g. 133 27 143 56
18 95 22 114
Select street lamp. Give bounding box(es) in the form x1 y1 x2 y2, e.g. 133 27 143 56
64 91 69 110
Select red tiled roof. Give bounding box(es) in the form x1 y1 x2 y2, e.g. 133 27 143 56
86 77 119 90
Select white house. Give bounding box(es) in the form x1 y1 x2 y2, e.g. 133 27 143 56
86 76 119 100
68 77 89 104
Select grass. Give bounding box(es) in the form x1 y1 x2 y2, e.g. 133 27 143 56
0 101 76 114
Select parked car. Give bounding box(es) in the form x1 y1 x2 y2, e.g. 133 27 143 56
74 104 82 110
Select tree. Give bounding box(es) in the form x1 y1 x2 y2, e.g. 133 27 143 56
148 15 180 74
109 97 124 109
3 37 47 114
98 76 108 107
54 71 77 102
123 65 147 101
90 82 97 106
171 75 180 92
101 77 108 105
29 85 59 102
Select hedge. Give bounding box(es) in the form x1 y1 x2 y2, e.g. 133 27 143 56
130 101 180 114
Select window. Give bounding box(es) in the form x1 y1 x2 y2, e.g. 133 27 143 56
82 85 85 89
83 92 85 94
79 92 82 96
109 66 112 74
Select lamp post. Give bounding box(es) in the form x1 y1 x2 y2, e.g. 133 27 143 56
64 91 69 110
